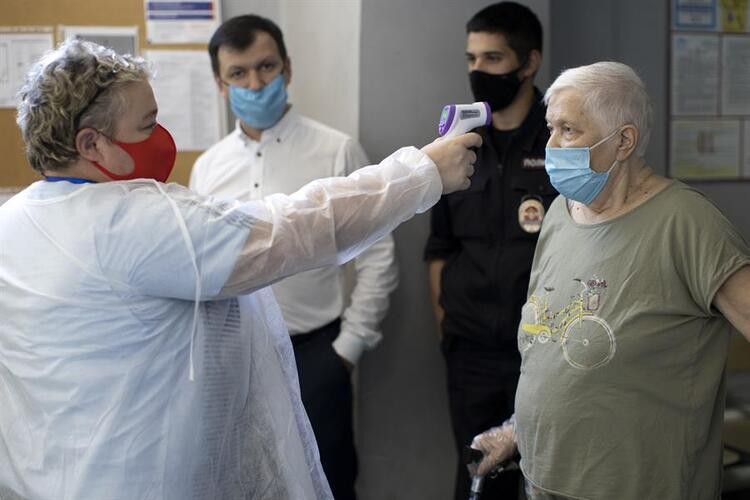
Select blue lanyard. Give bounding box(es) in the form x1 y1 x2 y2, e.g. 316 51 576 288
44 176 96 184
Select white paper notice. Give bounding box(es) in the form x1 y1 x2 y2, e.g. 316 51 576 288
146 50 225 151
675 8 717 30
145 0 221 44
671 34 720 115
0 30 53 108
0 187 23 206
671 119 741 178
722 35 750 115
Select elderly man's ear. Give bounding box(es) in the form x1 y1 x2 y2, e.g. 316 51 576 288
615 125 639 162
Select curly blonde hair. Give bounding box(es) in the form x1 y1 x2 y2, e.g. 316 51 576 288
16 38 151 174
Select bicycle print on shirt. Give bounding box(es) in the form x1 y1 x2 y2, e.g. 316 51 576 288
519 276 616 370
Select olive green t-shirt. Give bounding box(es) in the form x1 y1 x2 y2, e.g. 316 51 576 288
515 181 750 499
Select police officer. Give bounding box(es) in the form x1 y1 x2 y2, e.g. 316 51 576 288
424 3 556 499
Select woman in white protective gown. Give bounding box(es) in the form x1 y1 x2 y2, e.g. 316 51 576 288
0 39 479 500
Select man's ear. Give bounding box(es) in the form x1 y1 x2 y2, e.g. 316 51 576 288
615 124 639 162
521 49 541 79
215 75 228 97
75 128 104 163
283 57 292 86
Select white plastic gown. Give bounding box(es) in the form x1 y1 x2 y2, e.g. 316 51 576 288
0 147 442 500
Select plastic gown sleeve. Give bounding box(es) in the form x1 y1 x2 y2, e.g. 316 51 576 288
219 146 441 297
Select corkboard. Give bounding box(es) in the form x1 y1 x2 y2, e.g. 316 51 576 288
1 0 207 188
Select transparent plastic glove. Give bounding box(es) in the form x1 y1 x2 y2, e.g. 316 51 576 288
421 132 480 194
470 417 517 476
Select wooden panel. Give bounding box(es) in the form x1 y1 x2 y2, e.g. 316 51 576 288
2 0 207 188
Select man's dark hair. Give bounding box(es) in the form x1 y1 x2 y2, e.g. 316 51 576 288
208 14 287 76
467 2 542 64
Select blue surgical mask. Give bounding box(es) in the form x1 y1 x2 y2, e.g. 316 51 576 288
544 128 621 205
228 74 288 129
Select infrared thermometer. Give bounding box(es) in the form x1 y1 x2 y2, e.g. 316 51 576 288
437 102 491 138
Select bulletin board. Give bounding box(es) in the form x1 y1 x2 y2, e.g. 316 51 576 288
1 0 221 189
669 0 750 181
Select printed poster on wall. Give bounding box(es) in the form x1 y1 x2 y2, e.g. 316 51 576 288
721 35 750 115
673 0 718 31
672 0 750 32
145 0 221 44
719 0 749 32
671 34 720 115
670 0 750 180
670 119 741 178
0 27 54 108
145 50 225 151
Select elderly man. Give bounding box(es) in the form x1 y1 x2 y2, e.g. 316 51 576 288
472 61 750 499
0 39 478 500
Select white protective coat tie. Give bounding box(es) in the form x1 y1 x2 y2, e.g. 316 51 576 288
154 180 202 381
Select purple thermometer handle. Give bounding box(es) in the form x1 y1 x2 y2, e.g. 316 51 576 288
482 102 492 125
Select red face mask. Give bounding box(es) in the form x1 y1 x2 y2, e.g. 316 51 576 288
93 123 177 183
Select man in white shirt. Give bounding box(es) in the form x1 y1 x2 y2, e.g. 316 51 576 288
190 15 395 499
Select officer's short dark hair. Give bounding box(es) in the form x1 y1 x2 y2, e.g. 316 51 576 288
208 14 287 76
467 2 543 63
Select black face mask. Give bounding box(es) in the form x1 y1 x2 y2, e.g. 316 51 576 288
469 67 525 112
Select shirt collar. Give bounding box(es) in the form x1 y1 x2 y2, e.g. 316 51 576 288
234 106 298 146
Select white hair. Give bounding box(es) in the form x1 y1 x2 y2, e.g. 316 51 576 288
544 61 653 157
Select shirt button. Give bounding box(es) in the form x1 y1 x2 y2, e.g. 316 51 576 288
256 152 262 157
254 183 259 188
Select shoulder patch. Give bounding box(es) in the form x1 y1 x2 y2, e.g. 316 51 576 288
518 197 545 233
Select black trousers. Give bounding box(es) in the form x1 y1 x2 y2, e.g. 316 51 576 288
443 336 522 500
292 319 357 500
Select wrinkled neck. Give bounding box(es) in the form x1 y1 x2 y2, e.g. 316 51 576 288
569 157 655 222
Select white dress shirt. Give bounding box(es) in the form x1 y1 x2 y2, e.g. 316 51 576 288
190 110 398 364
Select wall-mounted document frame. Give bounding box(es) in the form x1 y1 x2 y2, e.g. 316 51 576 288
669 0 750 181
0 26 54 108
58 25 139 56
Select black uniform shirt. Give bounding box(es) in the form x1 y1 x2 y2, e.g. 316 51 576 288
424 89 557 349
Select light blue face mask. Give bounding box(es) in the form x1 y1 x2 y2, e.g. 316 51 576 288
544 128 622 205
228 73 288 130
